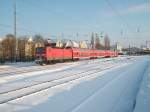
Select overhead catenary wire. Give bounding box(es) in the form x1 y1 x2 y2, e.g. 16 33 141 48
104 0 133 30
0 23 39 34
0 23 89 41
104 0 146 45
19 0 55 16
0 1 92 40
0 0 54 37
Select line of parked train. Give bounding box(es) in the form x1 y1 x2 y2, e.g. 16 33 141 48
35 40 118 65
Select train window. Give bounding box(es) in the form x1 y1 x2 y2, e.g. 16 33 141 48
74 52 79 55
36 47 45 53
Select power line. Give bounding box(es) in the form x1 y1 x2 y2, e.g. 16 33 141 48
18 0 54 15
104 0 132 30
0 23 39 34
14 0 18 60
0 23 65 39
14 0 17 38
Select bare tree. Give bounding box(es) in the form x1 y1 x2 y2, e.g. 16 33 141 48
104 34 110 50
2 34 16 62
33 34 44 47
0 38 4 63
18 37 26 61
91 33 95 49
33 34 44 42
18 36 35 61
95 33 102 49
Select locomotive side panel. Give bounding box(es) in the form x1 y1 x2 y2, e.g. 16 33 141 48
51 48 63 60
63 49 73 60
46 47 52 61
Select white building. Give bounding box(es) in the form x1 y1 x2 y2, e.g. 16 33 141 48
111 42 122 54
116 42 122 53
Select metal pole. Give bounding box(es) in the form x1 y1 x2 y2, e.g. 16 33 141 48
14 0 18 61
14 0 16 38
129 44 131 56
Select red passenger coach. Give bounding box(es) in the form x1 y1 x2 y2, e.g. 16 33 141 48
72 48 80 60
35 40 118 65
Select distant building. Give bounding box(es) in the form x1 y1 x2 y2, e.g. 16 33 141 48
146 41 150 50
111 42 122 54
141 41 150 51
116 42 122 53
25 37 34 57
79 41 88 49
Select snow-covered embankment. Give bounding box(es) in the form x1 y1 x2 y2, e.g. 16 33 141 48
25 57 149 112
70 58 149 112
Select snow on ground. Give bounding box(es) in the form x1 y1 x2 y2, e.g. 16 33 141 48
0 57 134 95
21 57 147 112
0 56 148 112
0 56 133 84
0 62 37 71
0 63 79 84
0 62 36 67
133 58 150 112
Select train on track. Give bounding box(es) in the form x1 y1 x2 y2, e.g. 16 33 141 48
35 40 118 65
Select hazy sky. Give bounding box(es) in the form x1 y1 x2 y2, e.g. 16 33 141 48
0 0 150 47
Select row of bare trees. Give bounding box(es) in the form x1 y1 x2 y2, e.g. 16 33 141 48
0 33 111 63
91 33 110 50
0 34 44 63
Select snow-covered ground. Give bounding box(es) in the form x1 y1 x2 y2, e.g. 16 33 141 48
133 57 150 112
0 56 149 112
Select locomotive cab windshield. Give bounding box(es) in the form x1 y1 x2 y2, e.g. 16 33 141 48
36 47 46 53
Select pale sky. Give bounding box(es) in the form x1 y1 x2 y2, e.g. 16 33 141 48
0 0 150 47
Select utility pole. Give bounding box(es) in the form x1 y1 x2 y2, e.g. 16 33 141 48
120 30 123 38
14 0 16 38
129 44 131 56
76 33 79 41
91 33 95 49
14 0 18 61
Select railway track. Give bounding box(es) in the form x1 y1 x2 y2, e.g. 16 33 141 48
0 61 116 94
0 58 118 79
0 57 121 75
0 58 129 86
0 62 126 104
0 63 70 76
